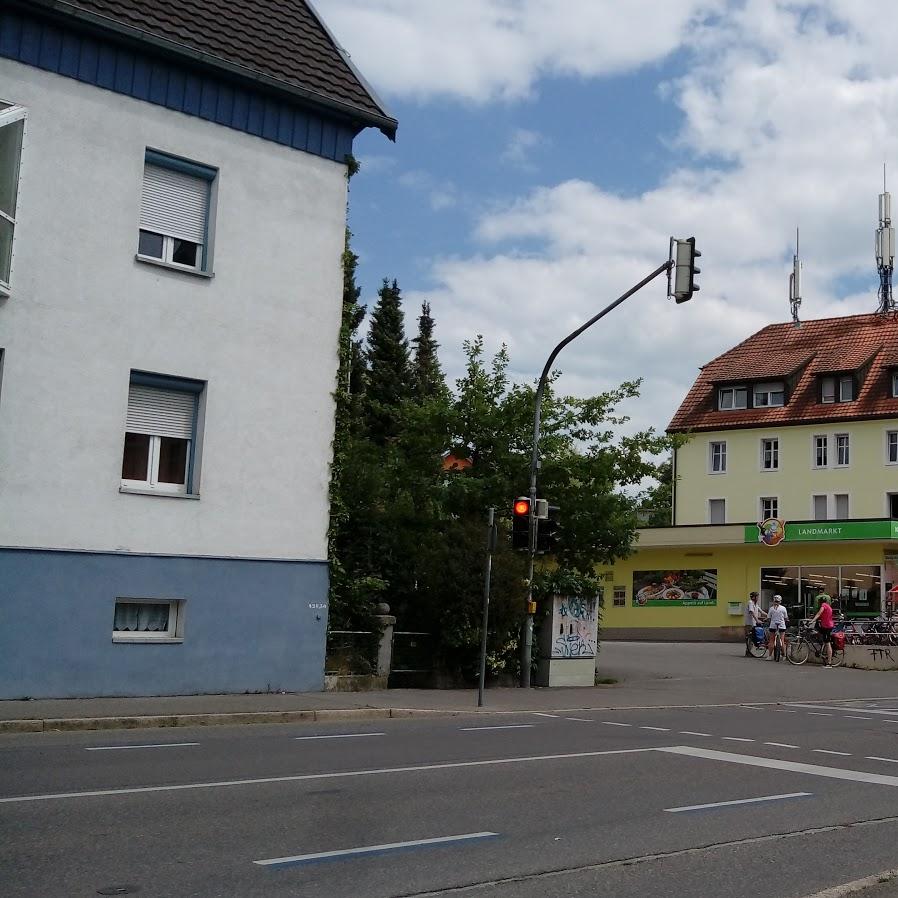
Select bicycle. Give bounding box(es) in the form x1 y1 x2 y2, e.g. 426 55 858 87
787 621 845 667
769 628 787 662
746 625 768 658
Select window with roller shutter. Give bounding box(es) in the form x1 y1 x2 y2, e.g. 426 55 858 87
121 372 205 495
137 149 216 273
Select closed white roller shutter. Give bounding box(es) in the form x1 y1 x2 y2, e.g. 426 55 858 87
126 385 195 439
140 164 208 244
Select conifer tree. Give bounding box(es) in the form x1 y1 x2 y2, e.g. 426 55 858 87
411 301 448 401
364 278 410 443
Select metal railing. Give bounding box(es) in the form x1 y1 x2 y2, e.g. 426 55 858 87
324 630 378 676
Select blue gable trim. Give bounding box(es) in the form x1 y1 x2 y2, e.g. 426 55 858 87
0 9 358 163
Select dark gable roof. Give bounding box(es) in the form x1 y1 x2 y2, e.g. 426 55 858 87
44 0 396 138
669 312 898 432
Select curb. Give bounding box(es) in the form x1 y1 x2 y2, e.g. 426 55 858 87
802 870 898 898
0 695 891 734
0 707 469 733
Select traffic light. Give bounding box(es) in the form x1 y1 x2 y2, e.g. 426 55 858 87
536 504 560 554
671 237 700 303
512 496 530 551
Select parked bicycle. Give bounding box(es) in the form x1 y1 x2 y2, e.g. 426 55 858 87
787 621 845 667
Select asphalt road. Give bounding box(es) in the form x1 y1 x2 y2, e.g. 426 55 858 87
6 691 898 897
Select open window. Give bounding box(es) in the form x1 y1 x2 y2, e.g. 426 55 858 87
0 102 26 297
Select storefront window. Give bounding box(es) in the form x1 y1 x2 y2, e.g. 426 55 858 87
838 566 881 616
761 565 882 619
760 567 800 620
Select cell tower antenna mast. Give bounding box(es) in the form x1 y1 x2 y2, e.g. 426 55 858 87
876 164 896 315
789 226 802 326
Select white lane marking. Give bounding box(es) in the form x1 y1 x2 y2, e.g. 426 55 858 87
665 792 811 813
640 726 671 732
764 742 799 749
866 756 898 764
659 746 898 787
602 721 632 727
846 716 873 721
532 713 561 719
460 725 535 732
776 709 798 713
741 706 764 711
788 704 898 718
293 733 385 741
722 737 755 743
680 731 711 737
564 718 592 722
808 712 832 717
0 747 656 804
813 749 851 757
85 742 200 751
254 832 499 867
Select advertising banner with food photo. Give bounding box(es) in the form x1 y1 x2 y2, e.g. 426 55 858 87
633 570 718 607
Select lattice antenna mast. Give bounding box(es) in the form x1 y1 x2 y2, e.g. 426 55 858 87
789 227 802 326
876 164 896 314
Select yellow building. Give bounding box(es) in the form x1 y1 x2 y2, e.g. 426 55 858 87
601 313 898 640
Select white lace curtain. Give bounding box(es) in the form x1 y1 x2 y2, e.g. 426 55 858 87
114 602 170 632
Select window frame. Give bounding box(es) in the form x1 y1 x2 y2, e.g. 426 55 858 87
709 440 727 474
120 370 205 498
612 586 626 607
887 430 898 465
760 496 779 520
892 372 898 399
834 493 850 519
813 434 829 469
839 376 855 402
112 597 185 644
835 433 850 467
821 376 836 404
812 494 828 521
0 103 27 298
718 386 748 410
136 149 218 277
708 497 726 525
760 437 780 471
888 492 898 519
753 381 785 407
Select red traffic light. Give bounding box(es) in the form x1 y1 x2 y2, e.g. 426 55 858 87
513 498 530 516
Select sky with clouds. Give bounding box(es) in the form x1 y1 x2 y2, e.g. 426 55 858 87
315 0 896 434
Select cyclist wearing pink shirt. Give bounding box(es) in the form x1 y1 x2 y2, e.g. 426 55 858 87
809 593 835 667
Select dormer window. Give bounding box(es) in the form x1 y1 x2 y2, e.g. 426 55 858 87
820 375 855 404
718 386 747 409
753 381 785 407
839 376 855 401
892 372 898 398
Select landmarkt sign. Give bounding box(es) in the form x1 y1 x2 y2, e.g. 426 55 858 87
744 519 898 544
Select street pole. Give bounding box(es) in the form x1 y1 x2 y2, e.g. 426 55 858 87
478 507 496 708
520 259 674 687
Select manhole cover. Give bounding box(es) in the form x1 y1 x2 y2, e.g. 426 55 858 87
97 887 140 895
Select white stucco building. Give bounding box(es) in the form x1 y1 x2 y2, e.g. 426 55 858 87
0 0 396 697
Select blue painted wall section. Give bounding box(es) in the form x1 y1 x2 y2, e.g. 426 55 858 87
0 9 356 162
0 548 329 698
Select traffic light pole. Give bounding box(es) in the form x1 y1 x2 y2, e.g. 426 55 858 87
520 258 674 687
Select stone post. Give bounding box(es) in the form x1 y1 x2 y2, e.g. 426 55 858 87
374 602 396 678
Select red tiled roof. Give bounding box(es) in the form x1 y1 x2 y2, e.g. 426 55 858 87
55 0 397 136
669 313 898 432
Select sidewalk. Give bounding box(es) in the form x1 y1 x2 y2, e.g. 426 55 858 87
3 641 897 733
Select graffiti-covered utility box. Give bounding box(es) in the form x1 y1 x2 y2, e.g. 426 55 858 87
535 594 599 687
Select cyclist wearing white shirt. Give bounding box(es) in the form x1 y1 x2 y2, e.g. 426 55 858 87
767 594 789 660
